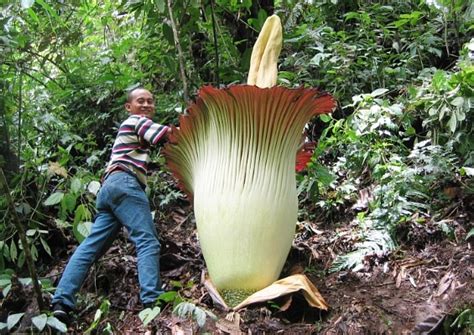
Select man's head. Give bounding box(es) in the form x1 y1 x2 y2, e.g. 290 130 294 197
125 87 155 118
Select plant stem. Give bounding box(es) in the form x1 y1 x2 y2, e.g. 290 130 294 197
210 0 220 87
450 0 460 50
17 71 22 169
0 168 46 311
167 0 189 102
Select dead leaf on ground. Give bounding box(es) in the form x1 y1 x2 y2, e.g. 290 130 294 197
436 271 454 297
216 312 242 334
171 324 193 335
395 258 430 288
204 274 328 311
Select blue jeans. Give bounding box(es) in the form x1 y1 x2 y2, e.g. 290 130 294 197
52 172 163 308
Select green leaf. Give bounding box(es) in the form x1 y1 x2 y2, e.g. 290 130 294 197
466 228 474 240
320 114 331 123
138 307 161 326
0 278 10 287
92 308 102 323
173 302 195 318
428 47 442 57
70 178 82 194
21 0 35 9
155 0 165 12
10 241 17 262
87 181 101 195
7 313 24 330
99 299 110 315
163 56 177 73
256 8 268 30
26 8 40 24
26 229 36 236
85 300 110 334
314 163 335 187
439 106 449 121
448 113 457 133
36 0 61 22
344 12 360 21
44 192 64 206
19 277 32 286
162 22 174 45
32 314 47 331
73 221 93 243
74 204 91 224
16 202 32 215
393 18 409 28
451 97 464 107
432 70 448 92
47 316 67 333
158 291 178 303
193 307 207 327
40 237 52 256
370 88 388 97
61 193 77 213
460 167 474 177
103 322 113 334
31 244 38 261
456 110 466 122
3 284 11 296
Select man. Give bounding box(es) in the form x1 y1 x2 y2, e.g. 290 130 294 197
52 87 171 324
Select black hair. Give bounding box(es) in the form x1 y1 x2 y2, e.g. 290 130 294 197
126 86 146 102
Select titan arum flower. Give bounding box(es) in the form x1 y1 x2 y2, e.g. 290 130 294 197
164 15 335 302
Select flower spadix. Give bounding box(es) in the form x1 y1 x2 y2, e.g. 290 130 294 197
164 85 335 292
247 15 282 88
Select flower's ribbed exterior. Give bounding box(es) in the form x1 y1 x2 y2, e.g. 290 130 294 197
164 85 335 291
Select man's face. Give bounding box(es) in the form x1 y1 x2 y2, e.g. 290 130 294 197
125 89 155 118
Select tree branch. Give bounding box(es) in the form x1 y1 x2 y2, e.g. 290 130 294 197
19 48 69 75
21 69 65 90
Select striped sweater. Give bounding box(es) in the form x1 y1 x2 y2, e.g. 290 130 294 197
104 114 169 186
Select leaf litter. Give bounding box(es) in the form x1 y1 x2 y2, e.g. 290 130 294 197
2 194 473 334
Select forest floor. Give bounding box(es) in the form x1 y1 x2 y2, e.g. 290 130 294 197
4 194 474 334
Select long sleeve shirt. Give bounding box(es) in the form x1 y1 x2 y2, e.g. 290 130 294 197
103 114 169 187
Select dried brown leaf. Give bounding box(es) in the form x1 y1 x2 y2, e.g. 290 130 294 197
48 161 68 178
436 272 454 296
234 274 328 310
216 312 242 335
204 274 328 311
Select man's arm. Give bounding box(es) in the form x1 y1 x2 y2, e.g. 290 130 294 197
134 116 170 145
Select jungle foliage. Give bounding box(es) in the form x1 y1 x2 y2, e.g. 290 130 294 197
0 0 473 332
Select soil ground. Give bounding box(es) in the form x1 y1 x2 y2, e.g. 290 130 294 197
2 197 473 334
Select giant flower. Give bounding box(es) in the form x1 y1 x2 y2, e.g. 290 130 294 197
164 15 335 306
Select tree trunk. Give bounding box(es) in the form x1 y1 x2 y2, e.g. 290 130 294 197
0 88 19 178
167 0 190 102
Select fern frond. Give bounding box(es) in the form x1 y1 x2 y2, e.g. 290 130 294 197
329 228 395 273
